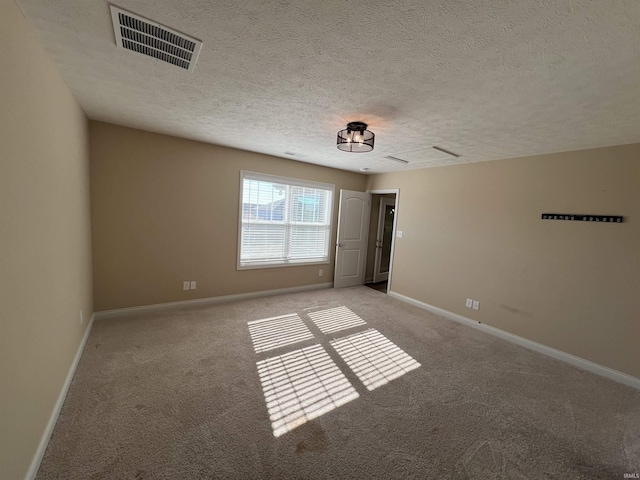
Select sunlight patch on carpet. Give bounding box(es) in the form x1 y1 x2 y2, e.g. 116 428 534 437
331 329 421 391
308 306 367 334
257 344 359 437
248 313 314 353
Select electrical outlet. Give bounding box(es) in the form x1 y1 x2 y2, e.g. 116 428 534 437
465 299 473 308
472 300 480 311
183 281 190 291
318 269 323 277
190 281 196 290
80 310 83 324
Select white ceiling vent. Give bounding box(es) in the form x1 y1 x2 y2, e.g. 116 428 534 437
384 155 410 164
110 5 202 72
432 146 460 158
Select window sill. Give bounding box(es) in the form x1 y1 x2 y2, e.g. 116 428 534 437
237 259 330 271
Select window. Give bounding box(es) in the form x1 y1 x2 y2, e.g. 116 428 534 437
238 171 334 269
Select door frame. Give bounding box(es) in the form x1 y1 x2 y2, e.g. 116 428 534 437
366 189 399 294
373 196 395 283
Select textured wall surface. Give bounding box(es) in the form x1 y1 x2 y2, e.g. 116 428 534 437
367 143 640 378
90 121 366 311
14 0 640 173
0 1 93 478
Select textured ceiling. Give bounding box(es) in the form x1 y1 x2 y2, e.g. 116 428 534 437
14 0 640 173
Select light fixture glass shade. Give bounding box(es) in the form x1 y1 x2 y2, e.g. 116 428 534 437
337 121 375 152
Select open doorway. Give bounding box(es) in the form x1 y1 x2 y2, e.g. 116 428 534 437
364 190 398 294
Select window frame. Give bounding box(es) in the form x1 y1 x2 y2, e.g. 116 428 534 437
237 171 335 270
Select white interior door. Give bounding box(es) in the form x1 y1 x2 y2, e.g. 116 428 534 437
334 190 371 288
373 197 395 283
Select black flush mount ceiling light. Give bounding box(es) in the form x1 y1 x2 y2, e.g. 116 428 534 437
337 121 375 153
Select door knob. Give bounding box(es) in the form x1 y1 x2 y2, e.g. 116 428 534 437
338 243 345 247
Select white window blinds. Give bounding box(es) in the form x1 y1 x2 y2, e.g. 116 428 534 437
238 172 334 269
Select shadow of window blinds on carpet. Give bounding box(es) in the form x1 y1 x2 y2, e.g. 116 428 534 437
308 305 367 334
330 329 421 391
248 313 314 353
257 344 359 437
249 306 421 437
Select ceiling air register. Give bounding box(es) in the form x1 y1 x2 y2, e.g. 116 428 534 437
110 5 202 71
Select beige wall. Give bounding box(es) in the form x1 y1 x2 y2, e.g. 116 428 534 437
367 144 640 378
0 1 93 479
90 122 366 311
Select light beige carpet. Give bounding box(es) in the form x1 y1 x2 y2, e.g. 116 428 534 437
37 286 640 479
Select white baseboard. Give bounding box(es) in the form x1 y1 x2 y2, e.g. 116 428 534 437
26 313 95 480
388 291 640 391
95 282 334 320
